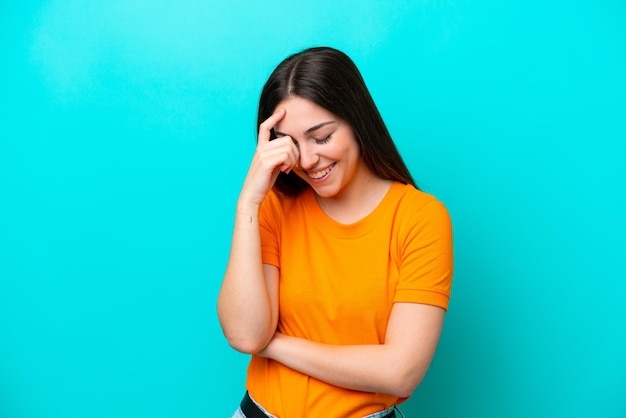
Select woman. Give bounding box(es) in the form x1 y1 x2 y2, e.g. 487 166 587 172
218 46 453 418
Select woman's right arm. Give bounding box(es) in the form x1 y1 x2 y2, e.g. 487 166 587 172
217 108 298 354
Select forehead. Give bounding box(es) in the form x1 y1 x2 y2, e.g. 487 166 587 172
274 97 337 133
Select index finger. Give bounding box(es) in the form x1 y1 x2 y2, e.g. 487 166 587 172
258 108 286 143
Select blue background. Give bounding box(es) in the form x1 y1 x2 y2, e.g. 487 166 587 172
1 1 625 417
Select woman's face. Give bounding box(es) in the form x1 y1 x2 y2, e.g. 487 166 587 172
273 96 367 200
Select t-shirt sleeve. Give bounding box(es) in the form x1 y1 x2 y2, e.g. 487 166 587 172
258 191 281 268
394 199 454 310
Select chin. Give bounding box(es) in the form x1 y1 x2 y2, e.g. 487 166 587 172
310 185 341 198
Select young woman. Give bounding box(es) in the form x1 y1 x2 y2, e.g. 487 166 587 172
218 46 453 418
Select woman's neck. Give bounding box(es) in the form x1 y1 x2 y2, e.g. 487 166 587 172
315 168 393 224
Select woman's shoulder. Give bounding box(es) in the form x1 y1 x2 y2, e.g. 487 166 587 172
392 182 444 207
390 182 451 223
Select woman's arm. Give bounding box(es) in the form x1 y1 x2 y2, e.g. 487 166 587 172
258 302 445 398
218 228 280 354
217 109 298 354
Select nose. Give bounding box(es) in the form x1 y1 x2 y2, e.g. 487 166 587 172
298 143 319 170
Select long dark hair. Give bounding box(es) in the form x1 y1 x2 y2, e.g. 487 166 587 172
258 46 417 195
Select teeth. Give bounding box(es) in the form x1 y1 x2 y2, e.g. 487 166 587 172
309 164 334 179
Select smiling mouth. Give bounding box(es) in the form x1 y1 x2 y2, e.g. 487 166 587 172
308 163 336 180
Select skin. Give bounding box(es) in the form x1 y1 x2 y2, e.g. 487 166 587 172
217 97 446 397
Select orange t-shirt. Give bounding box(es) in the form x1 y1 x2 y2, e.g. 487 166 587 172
246 182 453 417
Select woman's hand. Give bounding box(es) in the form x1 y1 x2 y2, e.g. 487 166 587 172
239 108 299 209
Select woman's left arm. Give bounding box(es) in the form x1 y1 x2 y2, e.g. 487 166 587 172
258 302 445 398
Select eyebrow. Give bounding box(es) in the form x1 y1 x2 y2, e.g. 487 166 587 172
275 121 336 137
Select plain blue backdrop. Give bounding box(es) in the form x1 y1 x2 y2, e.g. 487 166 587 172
1 1 625 417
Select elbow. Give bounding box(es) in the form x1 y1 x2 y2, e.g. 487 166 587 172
225 333 270 355
386 367 427 398
218 308 275 354
387 378 420 399
390 380 419 399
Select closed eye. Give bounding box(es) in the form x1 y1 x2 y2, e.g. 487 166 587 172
314 135 331 145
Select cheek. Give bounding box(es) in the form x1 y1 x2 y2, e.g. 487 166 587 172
335 133 359 154
335 140 359 162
